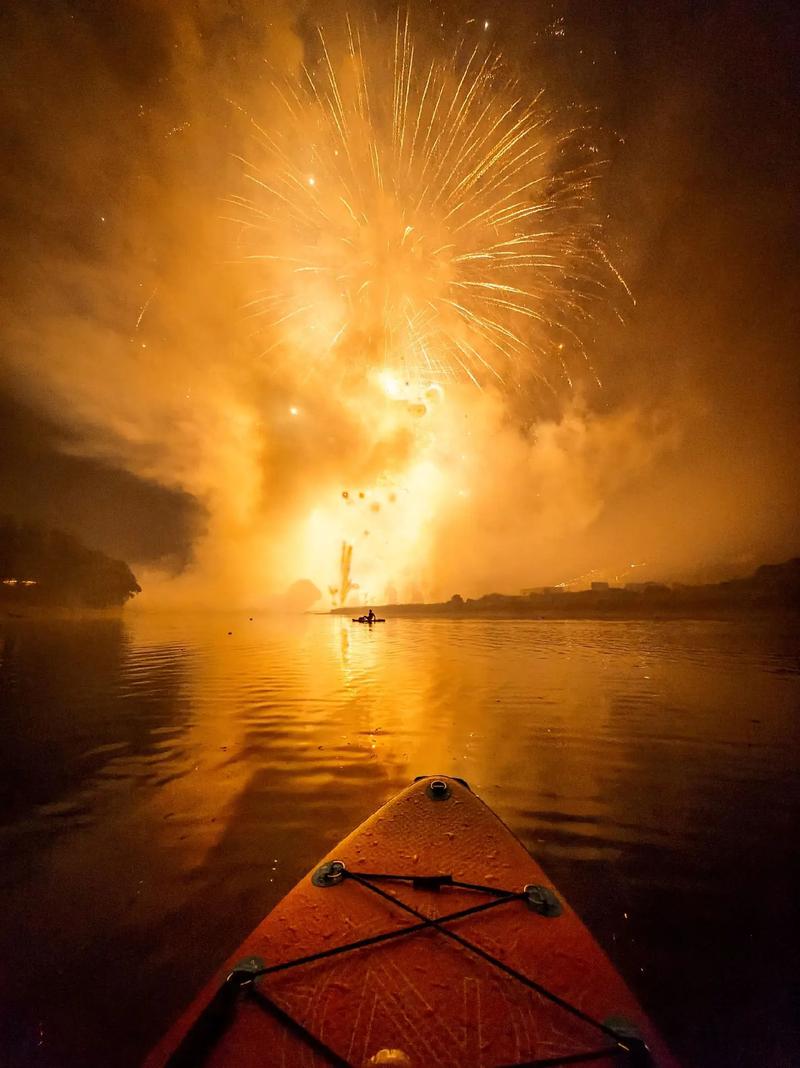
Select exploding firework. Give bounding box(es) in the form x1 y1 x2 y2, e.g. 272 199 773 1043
220 14 629 606
231 14 619 391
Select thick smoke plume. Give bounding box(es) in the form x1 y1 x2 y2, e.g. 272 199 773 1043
1 1 797 607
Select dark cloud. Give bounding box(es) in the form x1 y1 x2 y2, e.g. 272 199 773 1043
0 391 203 567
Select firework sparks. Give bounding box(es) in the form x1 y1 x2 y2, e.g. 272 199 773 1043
222 16 627 606
230 15 616 391
134 284 159 332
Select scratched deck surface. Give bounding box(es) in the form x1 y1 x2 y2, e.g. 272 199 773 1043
147 777 676 1067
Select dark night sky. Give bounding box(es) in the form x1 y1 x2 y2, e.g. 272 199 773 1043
0 0 798 584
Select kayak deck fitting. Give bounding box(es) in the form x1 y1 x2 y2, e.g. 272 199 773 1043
146 776 677 1067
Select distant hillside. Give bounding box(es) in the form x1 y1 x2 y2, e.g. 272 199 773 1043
0 515 140 609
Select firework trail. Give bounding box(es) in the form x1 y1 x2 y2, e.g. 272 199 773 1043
230 14 616 390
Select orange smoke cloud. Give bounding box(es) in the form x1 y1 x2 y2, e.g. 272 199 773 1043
3 3 794 609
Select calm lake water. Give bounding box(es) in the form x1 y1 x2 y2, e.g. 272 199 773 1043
0 614 798 1067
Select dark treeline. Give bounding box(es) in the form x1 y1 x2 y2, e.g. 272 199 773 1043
0 515 140 608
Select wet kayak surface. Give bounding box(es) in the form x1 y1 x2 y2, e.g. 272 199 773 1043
146 776 678 1067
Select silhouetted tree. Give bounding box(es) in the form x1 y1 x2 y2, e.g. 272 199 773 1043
0 515 140 607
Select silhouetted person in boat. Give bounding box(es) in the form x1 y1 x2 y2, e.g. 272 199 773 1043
367 608 376 623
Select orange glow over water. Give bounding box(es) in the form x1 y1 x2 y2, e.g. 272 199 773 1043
1 614 798 1066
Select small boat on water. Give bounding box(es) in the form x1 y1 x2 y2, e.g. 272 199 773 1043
145 776 677 1067
352 615 386 624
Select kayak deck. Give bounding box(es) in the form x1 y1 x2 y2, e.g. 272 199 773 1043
147 776 676 1067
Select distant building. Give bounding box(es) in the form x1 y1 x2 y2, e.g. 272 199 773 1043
521 586 557 595
590 581 610 591
625 581 670 593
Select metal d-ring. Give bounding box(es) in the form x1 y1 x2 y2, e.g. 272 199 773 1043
523 883 562 917
311 859 347 887
414 775 471 791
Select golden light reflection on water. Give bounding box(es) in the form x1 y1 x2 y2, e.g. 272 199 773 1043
111 611 800 881
1 614 798 1067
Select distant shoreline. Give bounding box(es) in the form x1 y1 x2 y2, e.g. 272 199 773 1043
332 604 799 622
331 558 800 621
1 605 126 622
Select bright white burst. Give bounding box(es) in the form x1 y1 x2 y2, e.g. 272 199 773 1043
232 15 620 389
